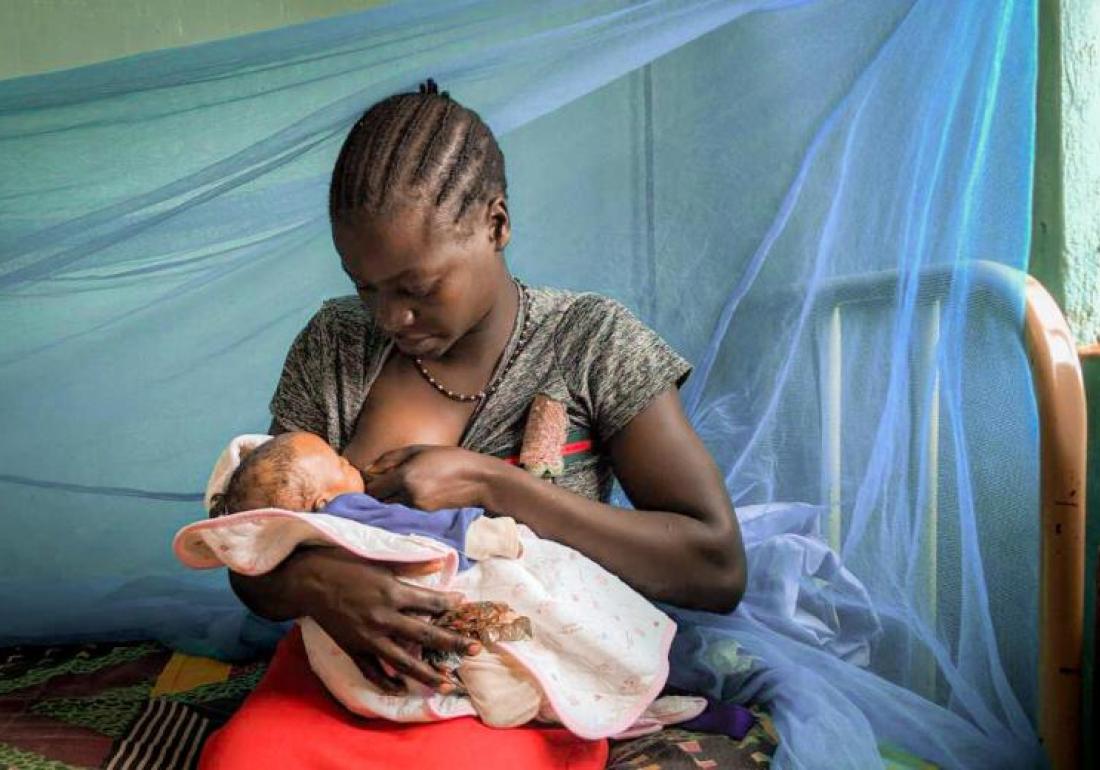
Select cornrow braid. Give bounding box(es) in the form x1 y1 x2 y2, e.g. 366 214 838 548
329 79 506 226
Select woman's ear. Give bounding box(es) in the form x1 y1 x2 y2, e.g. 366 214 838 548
487 196 510 251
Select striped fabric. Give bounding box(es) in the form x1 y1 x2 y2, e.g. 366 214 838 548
104 698 213 770
495 427 595 468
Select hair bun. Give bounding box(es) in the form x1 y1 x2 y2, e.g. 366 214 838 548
418 78 449 99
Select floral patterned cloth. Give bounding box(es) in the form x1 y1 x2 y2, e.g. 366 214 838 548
607 712 779 770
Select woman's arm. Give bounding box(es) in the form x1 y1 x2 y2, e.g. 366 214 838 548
224 421 482 693
484 389 745 612
369 389 746 613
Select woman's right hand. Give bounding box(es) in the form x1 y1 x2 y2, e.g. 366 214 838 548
296 548 482 694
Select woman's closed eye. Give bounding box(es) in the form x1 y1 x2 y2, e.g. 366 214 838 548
400 280 439 299
351 276 439 302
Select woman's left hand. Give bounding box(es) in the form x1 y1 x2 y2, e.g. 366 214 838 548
365 445 497 510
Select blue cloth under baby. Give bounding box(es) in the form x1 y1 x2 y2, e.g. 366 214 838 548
323 493 484 571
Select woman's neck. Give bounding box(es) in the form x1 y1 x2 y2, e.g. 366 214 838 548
440 273 519 370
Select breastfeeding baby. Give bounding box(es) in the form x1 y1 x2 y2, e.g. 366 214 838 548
178 431 699 739
209 431 548 728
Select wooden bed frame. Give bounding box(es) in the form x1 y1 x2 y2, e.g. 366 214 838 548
805 261 1086 768
1026 274 1086 770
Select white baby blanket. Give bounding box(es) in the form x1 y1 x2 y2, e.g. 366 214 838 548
175 510 703 739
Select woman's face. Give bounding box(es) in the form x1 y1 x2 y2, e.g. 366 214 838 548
333 199 511 360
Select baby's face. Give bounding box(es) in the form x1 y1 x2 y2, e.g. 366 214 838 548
283 432 365 505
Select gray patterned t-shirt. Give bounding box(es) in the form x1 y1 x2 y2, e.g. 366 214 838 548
269 286 692 503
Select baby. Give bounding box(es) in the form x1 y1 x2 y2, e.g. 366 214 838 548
209 432 523 572
209 431 545 727
183 431 696 738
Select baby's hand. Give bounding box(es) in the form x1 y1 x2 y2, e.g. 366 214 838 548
434 601 533 643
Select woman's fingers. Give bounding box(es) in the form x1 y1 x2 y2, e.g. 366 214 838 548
389 612 482 658
391 583 482 655
303 550 481 692
393 580 464 615
372 635 458 691
387 558 446 577
351 651 406 694
368 445 425 475
365 467 408 503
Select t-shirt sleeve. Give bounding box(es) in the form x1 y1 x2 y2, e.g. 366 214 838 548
556 295 692 443
269 308 331 436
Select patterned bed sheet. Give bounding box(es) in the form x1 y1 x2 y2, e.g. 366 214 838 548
0 638 948 770
0 638 784 770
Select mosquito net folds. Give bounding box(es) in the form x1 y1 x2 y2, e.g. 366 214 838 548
0 1 1040 767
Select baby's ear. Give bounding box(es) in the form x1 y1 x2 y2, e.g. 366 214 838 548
311 495 330 512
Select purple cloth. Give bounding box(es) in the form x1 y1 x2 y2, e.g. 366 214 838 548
680 701 756 741
323 493 484 571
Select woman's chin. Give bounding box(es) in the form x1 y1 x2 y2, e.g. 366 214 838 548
395 335 441 357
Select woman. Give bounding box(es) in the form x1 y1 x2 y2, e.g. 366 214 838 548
200 81 746 769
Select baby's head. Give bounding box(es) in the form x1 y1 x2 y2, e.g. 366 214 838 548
210 432 364 516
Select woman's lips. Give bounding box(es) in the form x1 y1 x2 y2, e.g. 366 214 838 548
395 334 436 355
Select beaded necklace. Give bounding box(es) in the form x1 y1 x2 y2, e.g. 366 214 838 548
410 277 532 403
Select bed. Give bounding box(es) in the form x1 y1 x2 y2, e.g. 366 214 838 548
0 263 1086 769
802 261 1086 769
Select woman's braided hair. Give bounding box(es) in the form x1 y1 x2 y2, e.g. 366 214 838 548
329 79 507 227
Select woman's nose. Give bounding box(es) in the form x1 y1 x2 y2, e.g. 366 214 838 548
377 297 415 334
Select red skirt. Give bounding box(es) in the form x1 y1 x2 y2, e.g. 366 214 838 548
200 626 608 769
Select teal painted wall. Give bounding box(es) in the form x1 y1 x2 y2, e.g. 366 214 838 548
1031 0 1100 346
1058 0 1100 348
0 0 386 80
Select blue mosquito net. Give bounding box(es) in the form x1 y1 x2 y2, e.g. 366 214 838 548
0 1 1041 768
